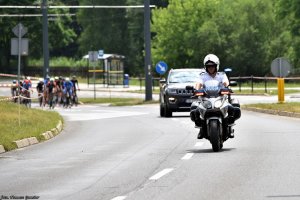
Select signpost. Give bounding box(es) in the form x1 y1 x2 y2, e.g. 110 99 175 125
11 23 28 84
271 57 291 103
11 23 28 126
98 49 104 57
89 51 98 100
155 61 168 75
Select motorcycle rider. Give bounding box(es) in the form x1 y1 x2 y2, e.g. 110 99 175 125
191 54 240 139
195 54 229 90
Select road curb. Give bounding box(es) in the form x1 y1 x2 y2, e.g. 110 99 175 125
41 120 63 140
243 107 300 118
0 145 5 154
0 120 63 154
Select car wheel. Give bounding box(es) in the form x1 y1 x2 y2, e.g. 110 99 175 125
160 103 165 117
164 103 172 117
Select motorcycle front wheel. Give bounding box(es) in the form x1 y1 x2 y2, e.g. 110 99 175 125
209 119 222 152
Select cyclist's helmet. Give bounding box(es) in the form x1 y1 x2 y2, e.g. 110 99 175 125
203 54 220 74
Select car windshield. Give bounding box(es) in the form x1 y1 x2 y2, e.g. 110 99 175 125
168 71 201 83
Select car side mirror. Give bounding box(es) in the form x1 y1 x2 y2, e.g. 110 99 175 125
229 80 237 87
159 78 166 84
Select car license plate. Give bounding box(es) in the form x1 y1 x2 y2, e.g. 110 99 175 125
186 99 197 103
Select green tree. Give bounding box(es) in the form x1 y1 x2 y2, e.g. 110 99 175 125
276 0 300 73
0 0 77 72
152 0 280 76
77 0 129 58
217 0 275 76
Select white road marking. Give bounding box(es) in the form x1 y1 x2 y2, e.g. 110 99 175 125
111 196 127 200
181 153 194 160
59 110 147 121
149 168 174 180
194 142 204 147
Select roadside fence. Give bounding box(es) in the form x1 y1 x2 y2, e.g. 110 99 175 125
230 76 300 93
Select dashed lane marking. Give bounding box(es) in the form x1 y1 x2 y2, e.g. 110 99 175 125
111 196 127 200
149 168 174 180
181 153 194 160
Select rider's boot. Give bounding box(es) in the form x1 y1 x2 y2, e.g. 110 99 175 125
197 127 204 139
228 126 235 138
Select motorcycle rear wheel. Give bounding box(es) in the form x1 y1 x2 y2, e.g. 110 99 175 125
209 120 222 152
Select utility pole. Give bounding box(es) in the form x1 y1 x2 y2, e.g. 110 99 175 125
144 0 152 101
42 0 49 78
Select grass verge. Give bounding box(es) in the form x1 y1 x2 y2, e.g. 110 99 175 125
243 102 300 113
79 97 158 106
0 102 63 151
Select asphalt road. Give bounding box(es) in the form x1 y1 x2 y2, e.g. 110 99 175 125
1 104 300 200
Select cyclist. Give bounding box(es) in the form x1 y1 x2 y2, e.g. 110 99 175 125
63 77 74 107
36 78 45 107
11 80 19 103
71 75 80 105
21 78 32 106
46 78 57 108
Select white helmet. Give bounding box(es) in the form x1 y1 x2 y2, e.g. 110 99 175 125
203 54 220 72
66 77 70 81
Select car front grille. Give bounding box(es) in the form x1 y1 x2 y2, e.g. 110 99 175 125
176 89 194 95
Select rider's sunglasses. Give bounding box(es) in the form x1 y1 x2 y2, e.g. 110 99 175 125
206 64 217 68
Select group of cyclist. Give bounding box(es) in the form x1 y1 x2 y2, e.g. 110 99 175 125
11 75 80 109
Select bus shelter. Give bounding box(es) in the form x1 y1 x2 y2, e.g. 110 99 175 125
83 53 125 86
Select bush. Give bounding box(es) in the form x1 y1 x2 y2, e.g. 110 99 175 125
28 57 87 68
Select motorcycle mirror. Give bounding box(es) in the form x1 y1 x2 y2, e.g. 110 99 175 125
229 80 237 87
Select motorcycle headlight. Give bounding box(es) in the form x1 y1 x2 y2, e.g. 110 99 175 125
214 100 223 108
203 100 212 109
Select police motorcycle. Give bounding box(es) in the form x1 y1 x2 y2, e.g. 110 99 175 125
187 80 240 152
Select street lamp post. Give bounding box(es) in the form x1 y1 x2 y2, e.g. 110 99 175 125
144 0 152 101
42 0 49 78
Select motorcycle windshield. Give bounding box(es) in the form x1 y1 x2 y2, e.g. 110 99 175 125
203 80 223 97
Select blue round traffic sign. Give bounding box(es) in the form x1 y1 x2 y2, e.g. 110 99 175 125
156 61 168 75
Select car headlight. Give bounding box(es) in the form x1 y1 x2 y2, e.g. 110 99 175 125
167 88 177 94
214 100 223 108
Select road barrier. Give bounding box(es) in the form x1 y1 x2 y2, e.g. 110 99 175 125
0 73 40 80
0 86 42 102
